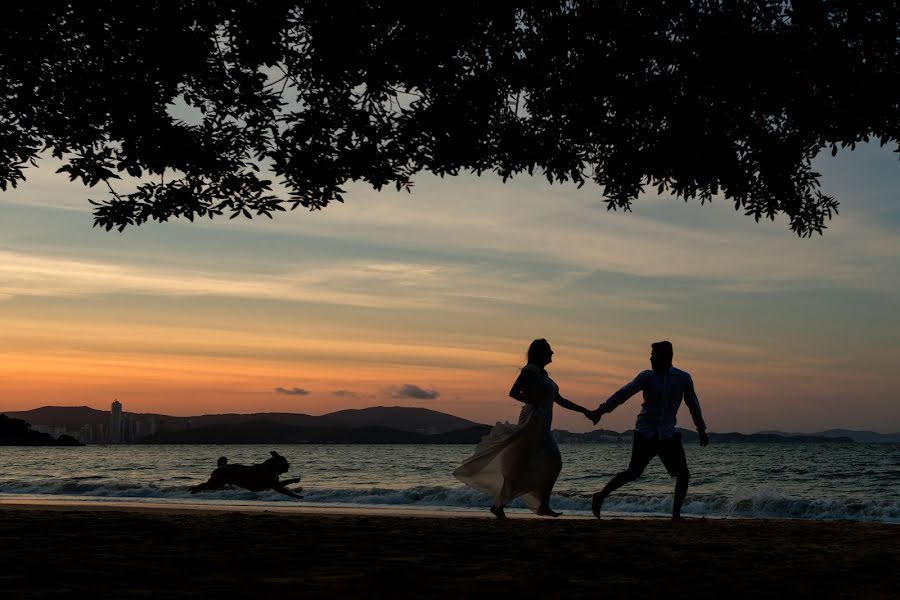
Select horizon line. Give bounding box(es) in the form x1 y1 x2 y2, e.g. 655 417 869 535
3 405 898 436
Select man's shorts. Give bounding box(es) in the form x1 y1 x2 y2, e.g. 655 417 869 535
627 431 689 479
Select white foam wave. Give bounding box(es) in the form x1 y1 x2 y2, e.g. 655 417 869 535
0 480 897 522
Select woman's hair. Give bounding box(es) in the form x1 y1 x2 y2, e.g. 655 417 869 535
527 338 551 364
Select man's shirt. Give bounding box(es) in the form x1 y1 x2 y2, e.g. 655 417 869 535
597 367 706 439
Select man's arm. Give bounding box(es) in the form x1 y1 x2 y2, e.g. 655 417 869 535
509 369 540 404
595 373 646 416
683 375 709 447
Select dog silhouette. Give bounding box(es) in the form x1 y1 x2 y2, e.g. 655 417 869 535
189 450 303 499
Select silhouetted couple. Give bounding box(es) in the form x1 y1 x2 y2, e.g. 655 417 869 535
454 339 708 521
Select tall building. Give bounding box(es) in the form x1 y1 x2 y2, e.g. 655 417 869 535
109 399 123 444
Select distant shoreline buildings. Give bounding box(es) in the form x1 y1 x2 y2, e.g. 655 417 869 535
30 399 160 444
110 399 122 444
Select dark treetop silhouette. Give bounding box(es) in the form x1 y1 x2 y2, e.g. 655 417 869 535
2 2 897 235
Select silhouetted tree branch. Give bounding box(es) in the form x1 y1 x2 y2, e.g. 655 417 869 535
1 1 897 235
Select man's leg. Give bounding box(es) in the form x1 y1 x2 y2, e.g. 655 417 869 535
592 432 655 518
591 470 639 516
659 434 690 521
672 474 689 520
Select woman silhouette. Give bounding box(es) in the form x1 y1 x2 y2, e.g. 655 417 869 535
454 339 595 519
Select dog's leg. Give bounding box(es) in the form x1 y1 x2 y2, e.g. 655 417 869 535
190 481 216 494
273 485 304 500
280 477 302 486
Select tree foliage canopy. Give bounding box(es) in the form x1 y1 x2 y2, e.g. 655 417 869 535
2 1 897 235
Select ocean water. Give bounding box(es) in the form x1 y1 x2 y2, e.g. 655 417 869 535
1 443 898 522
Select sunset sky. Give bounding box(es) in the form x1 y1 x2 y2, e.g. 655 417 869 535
1 142 898 434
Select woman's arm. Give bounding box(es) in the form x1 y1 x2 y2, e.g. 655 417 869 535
554 393 592 416
509 370 540 404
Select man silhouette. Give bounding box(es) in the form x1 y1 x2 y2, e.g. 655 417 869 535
588 341 709 522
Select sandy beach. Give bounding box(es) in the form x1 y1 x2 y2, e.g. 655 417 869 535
0 502 897 598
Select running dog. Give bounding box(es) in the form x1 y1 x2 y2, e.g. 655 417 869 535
189 450 303 499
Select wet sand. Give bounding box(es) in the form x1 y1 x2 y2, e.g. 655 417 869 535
0 502 897 598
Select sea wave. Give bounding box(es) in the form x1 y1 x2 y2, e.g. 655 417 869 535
0 480 897 522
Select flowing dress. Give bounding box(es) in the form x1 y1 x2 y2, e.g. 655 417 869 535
453 364 562 511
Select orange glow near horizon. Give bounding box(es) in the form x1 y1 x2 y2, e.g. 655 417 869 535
5 327 894 433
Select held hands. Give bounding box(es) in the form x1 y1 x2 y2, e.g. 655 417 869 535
585 409 601 426
698 431 710 447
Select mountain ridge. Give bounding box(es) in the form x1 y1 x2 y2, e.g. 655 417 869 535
0 414 84 446
757 429 900 443
2 405 480 434
140 421 492 445
2 405 896 443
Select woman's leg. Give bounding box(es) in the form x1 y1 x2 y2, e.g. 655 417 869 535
536 448 563 516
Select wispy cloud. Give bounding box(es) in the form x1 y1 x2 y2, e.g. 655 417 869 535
274 387 310 396
218 168 898 294
0 250 497 309
0 247 670 314
7 146 899 295
391 384 440 400
331 390 358 398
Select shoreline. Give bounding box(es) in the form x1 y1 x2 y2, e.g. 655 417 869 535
0 497 503 519
1 496 897 523
0 497 676 521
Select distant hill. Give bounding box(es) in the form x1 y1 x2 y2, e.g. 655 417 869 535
4 405 479 435
555 429 630 443
2 406 323 429
420 424 492 444
0 414 83 446
143 421 852 445
691 430 854 444
141 421 490 445
4 406 110 427
553 428 855 444
317 406 479 433
817 429 900 443
5 405 890 444
757 429 900 443
187 413 323 428
171 407 478 433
